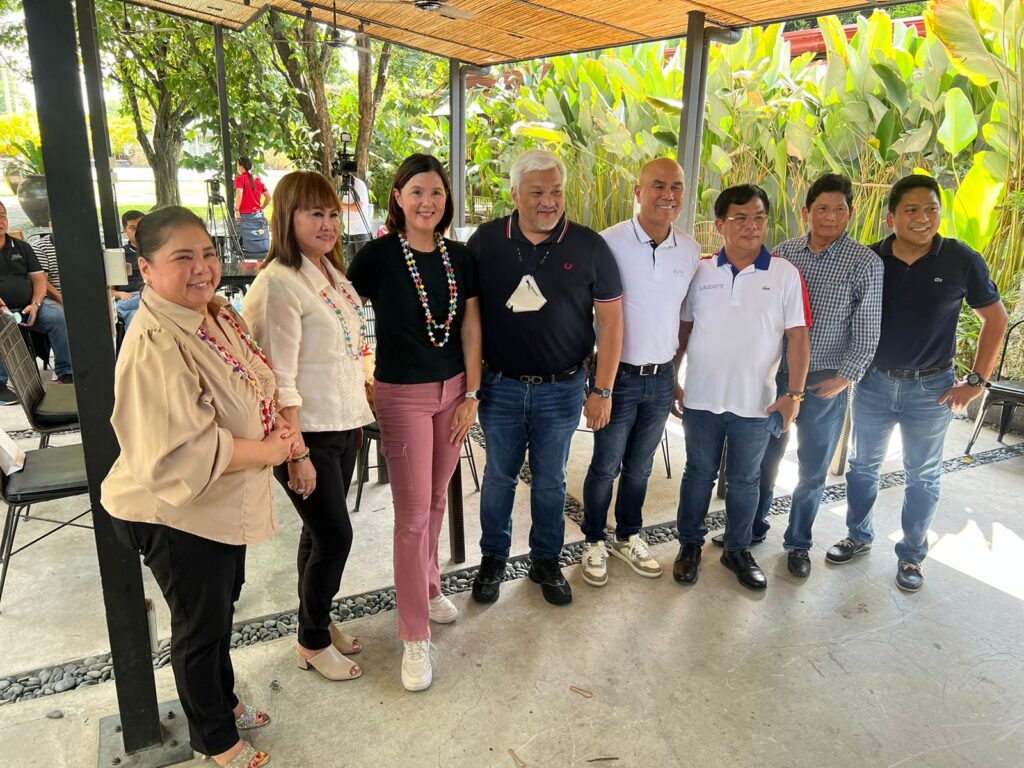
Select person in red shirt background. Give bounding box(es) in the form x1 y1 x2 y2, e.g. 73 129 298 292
233 157 270 218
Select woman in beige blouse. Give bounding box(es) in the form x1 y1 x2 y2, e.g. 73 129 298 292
244 171 373 682
102 207 295 768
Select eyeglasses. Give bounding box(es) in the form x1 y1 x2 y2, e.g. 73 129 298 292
723 214 768 226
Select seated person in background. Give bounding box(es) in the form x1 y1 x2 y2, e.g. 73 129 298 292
26 221 63 304
0 199 73 403
112 210 145 328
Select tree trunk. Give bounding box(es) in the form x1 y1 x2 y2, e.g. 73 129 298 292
355 38 392 179
151 102 184 207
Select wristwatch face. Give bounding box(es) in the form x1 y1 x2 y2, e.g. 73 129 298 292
966 373 985 387
595 388 612 399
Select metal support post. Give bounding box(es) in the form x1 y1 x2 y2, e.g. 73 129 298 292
23 2 191 764
214 25 234 196
76 0 120 248
677 11 708 234
448 58 467 231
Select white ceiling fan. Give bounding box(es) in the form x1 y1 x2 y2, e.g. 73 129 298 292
358 1 476 21
116 0 176 36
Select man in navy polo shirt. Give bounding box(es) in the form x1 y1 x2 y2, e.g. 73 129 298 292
578 157 700 588
826 175 1007 592
673 184 810 591
467 149 624 606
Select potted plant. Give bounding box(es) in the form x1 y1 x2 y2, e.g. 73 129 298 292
10 140 49 227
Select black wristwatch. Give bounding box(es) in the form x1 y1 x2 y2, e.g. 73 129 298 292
592 387 612 399
965 372 988 388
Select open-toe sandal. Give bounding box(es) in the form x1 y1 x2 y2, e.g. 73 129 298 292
224 742 269 768
296 644 362 681
329 623 362 654
234 703 270 730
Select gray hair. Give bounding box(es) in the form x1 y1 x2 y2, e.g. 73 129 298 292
511 149 566 191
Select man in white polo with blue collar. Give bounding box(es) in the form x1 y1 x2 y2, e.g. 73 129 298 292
673 184 810 591
579 157 700 587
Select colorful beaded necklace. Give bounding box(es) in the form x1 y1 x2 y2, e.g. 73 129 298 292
196 311 277 435
319 283 370 359
398 231 458 348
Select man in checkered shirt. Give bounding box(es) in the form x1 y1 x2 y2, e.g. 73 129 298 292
712 174 883 578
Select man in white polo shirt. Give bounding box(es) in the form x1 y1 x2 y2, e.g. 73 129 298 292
673 184 810 590
579 157 701 587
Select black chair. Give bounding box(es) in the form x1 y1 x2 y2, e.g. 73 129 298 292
0 313 79 448
353 421 480 512
966 319 1024 455
0 443 90 613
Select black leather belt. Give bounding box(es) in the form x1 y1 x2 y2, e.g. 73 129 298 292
620 361 673 376
878 364 952 381
488 365 580 384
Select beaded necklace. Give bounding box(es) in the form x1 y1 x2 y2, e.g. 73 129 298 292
196 311 277 435
319 283 370 359
398 231 458 348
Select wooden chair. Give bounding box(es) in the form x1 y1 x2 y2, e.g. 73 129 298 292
0 313 79 449
0 443 90 613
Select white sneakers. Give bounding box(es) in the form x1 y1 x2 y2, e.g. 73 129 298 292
401 640 434 691
580 541 609 587
610 534 663 578
428 594 458 624
582 534 663 586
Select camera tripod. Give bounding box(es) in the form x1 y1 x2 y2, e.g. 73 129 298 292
337 171 373 265
206 181 243 264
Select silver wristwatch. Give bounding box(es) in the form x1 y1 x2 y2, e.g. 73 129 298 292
465 390 481 400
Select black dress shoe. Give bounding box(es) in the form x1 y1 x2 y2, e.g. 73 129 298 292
711 532 767 548
720 549 767 590
528 559 572 605
787 549 811 578
896 560 924 592
672 544 702 584
825 537 872 564
471 555 507 603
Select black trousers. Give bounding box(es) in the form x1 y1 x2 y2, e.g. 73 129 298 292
273 428 359 650
112 518 244 757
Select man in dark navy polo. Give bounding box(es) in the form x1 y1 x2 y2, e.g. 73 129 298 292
826 175 1008 592
466 149 624 606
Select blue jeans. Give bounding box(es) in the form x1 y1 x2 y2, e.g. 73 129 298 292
116 291 141 329
478 366 585 562
0 298 72 385
845 368 954 563
582 365 675 542
755 377 849 549
677 408 772 552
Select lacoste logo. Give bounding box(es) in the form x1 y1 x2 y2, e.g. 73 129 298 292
934 277 943 283
699 283 725 291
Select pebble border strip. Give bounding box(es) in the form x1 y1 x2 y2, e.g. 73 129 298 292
1 436 1022 706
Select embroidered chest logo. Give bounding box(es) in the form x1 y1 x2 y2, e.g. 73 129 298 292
762 286 771 291
934 277 943 283
563 262 574 271
699 283 725 291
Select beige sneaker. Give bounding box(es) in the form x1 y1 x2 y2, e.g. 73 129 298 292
580 541 608 587
428 594 458 624
610 534 662 578
401 640 433 691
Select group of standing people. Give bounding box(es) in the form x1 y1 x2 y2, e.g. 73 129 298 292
97 145 1006 768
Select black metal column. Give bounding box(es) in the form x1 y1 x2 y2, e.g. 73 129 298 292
75 0 121 249
448 59 467 230
23 0 162 753
214 25 233 193
677 10 708 234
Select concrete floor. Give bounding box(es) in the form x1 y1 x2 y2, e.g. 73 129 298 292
1 400 1023 766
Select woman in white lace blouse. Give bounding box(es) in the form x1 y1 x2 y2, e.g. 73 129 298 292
244 171 373 682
